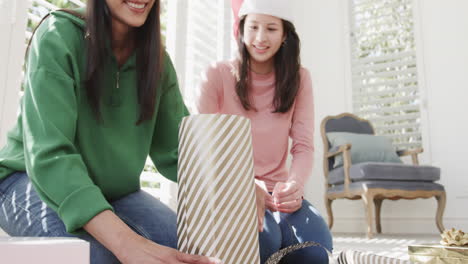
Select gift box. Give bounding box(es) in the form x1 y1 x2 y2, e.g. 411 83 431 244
177 114 260 264
408 244 468 264
0 237 89 264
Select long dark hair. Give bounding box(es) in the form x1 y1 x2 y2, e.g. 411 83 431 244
86 0 163 124
236 16 301 113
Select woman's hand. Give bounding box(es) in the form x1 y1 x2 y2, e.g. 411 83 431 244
84 210 222 264
272 180 303 214
254 181 276 232
118 234 222 264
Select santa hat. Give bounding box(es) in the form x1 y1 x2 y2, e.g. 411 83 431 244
232 0 294 37
239 0 294 23
231 0 244 37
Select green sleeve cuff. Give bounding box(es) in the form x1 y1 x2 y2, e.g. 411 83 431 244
58 185 113 233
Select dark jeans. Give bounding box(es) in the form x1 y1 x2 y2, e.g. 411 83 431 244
259 199 333 263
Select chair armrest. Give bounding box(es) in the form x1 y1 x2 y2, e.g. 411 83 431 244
397 147 423 165
326 144 352 158
397 148 423 157
325 144 352 191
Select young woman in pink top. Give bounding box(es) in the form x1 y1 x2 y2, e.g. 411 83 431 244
196 0 333 263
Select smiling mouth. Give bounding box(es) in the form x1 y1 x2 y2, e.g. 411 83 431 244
254 45 268 50
254 45 269 52
125 1 147 10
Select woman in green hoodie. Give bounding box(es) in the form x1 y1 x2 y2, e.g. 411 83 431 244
0 1 220 263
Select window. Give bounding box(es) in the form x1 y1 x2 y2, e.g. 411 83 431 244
161 0 234 207
349 0 422 150
165 0 234 111
184 0 233 110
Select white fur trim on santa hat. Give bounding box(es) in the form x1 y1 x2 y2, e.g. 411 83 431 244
238 0 294 23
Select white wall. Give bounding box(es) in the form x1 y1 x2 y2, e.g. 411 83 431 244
292 0 356 231
294 0 468 234
414 0 468 230
0 0 28 146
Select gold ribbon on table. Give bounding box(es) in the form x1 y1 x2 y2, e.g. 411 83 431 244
408 244 468 264
177 114 261 264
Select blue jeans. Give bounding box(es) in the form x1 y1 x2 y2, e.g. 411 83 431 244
259 199 333 264
0 172 178 264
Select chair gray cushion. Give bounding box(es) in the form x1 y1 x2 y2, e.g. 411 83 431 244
323 114 374 171
328 162 441 185
327 180 445 194
326 132 402 168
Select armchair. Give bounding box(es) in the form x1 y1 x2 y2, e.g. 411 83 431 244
321 113 445 238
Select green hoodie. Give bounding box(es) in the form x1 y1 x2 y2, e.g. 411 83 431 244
0 9 188 233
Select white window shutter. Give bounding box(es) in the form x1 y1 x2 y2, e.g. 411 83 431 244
349 0 422 150
162 0 234 207
0 0 29 147
182 0 233 111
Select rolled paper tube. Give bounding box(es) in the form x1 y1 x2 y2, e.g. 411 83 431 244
265 242 336 264
177 114 260 264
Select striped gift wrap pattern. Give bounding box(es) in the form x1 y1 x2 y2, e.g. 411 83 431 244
177 114 261 264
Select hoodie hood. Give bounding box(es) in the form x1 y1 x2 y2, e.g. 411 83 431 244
51 7 86 29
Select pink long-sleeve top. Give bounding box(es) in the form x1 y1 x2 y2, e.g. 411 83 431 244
195 61 315 192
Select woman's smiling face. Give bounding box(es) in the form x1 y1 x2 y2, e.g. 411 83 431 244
243 13 285 66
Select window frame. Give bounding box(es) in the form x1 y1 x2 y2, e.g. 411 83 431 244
346 0 428 152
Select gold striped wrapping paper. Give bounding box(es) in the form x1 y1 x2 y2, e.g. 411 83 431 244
409 244 468 263
336 250 409 264
177 114 261 264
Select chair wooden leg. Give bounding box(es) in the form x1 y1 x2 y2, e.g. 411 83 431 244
362 192 375 239
435 192 446 233
325 198 334 230
374 199 383 234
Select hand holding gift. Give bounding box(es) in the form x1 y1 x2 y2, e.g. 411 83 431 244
254 180 276 232
272 180 304 214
